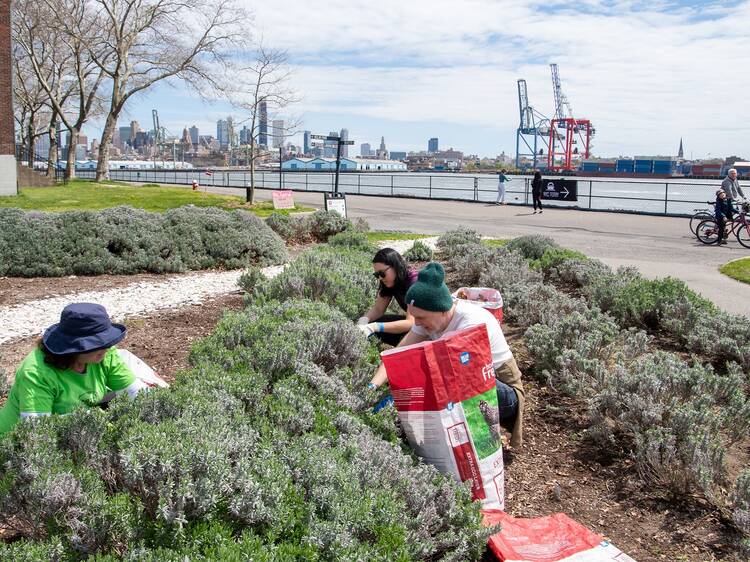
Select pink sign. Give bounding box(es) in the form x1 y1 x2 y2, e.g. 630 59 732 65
272 190 295 209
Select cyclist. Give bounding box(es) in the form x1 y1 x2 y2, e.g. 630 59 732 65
715 189 733 245
722 168 745 219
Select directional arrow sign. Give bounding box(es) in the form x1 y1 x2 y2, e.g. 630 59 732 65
309 134 330 140
541 178 577 202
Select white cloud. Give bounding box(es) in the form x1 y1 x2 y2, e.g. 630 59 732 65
107 0 750 157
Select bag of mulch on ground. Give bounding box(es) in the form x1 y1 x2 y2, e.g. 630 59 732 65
482 510 637 562
453 287 504 324
381 324 505 509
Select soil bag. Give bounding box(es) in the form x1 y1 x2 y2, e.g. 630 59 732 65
381 324 505 509
453 287 504 324
482 510 637 562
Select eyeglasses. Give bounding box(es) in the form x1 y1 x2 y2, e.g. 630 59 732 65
373 266 391 279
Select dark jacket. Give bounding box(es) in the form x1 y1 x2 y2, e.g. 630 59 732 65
715 197 732 220
531 175 543 195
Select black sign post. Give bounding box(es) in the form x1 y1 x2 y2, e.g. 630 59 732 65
541 178 578 202
310 134 355 195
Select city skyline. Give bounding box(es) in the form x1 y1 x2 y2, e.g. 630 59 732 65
80 1 750 159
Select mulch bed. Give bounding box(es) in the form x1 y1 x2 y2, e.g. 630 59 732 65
0 264 746 560
503 325 743 562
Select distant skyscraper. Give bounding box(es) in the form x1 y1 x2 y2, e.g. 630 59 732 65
240 125 251 145
227 117 236 148
272 120 284 148
303 130 311 155
129 121 140 142
376 137 388 159
678 138 684 159
181 127 191 145
217 119 229 149
189 125 199 146
119 127 132 148
340 128 349 158
324 131 338 158
428 137 439 153
259 101 268 147
361 143 371 157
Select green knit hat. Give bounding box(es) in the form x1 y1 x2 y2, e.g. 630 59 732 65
405 262 454 312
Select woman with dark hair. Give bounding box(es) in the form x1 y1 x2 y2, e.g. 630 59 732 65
531 170 543 214
0 303 152 435
357 247 419 346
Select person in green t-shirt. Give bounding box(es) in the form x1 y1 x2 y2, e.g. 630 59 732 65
0 303 150 435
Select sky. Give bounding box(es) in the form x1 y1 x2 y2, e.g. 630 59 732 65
85 0 750 160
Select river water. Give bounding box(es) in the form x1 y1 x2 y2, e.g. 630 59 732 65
97 169 726 217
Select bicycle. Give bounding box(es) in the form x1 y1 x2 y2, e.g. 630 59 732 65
696 202 750 247
689 201 715 234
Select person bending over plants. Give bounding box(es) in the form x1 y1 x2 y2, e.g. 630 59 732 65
368 262 526 449
357 247 418 346
0 303 152 435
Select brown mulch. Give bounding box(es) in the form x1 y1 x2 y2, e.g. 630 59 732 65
1 260 747 560
0 273 189 307
0 293 245 385
502 325 743 562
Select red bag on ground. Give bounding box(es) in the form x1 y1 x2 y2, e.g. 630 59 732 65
482 510 637 562
453 287 504 324
381 325 505 509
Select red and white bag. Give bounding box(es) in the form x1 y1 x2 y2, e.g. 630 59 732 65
381 324 505 509
482 510 637 562
453 287 504 324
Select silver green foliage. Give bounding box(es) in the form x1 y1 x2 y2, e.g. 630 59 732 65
403 240 434 262
0 206 287 277
251 245 377 320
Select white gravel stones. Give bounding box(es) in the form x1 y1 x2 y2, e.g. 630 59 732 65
377 236 439 254
0 265 286 345
0 238 438 345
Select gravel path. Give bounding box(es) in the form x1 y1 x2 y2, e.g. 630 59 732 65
0 238 439 345
0 265 285 344
377 236 439 255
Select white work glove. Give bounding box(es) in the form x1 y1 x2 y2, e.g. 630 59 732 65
358 323 376 337
357 316 370 326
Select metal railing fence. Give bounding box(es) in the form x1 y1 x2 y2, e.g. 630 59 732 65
74 168 728 217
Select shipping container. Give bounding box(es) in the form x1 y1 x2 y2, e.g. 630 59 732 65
616 159 635 172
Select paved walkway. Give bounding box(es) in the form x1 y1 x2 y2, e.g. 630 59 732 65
235 187 750 317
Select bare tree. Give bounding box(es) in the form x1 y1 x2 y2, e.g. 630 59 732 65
225 43 299 203
12 41 50 168
13 0 107 179
85 0 246 181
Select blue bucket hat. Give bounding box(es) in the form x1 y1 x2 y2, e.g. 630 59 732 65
42 303 126 355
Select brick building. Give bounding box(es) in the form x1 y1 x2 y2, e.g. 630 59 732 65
0 0 17 195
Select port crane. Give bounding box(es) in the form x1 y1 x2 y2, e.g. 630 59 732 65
546 63 594 172
514 79 551 170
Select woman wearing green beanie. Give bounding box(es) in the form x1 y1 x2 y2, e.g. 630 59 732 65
368 262 525 449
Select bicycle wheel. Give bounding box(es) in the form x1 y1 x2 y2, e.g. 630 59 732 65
690 212 713 234
736 221 750 248
696 219 720 244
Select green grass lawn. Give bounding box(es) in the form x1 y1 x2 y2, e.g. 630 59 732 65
365 231 432 242
0 180 313 216
719 258 750 285
482 238 510 247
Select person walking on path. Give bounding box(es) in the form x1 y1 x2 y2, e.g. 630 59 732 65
721 168 745 219
531 170 543 214
496 169 510 205
715 189 733 245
